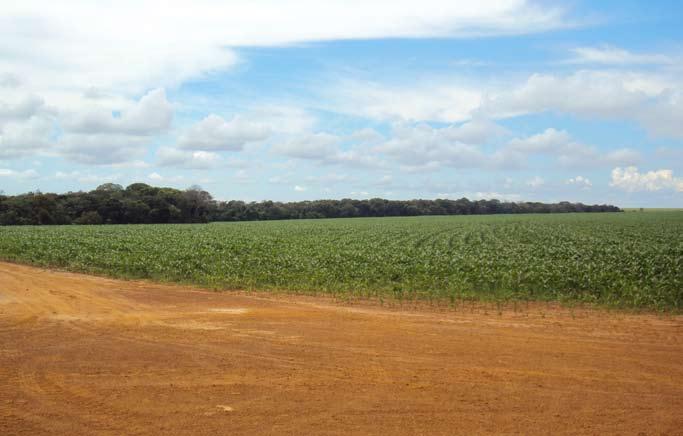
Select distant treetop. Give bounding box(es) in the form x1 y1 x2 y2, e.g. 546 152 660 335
0 183 621 226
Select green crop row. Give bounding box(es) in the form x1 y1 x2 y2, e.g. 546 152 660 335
0 212 681 309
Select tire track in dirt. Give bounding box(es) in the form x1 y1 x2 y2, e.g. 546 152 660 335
1 261 682 435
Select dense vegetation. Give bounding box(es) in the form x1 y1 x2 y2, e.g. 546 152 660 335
0 183 213 225
210 197 621 221
0 183 621 225
0 212 680 309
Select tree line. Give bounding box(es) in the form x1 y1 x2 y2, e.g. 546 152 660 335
0 183 621 226
0 183 213 225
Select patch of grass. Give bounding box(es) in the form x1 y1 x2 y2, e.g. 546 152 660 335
622 208 683 212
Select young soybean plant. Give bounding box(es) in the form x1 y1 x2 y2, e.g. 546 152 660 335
0 212 680 310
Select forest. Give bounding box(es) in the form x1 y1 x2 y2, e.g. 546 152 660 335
0 183 621 225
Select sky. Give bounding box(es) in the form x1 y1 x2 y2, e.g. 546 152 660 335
1 0 682 207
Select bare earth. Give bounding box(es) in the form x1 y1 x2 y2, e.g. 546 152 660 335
1 262 682 435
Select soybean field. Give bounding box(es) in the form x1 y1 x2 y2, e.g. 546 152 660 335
0 211 681 309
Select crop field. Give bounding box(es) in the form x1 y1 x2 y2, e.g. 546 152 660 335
0 211 681 309
2 215 683 435
2 262 681 435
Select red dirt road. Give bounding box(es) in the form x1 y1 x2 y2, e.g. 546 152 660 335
1 261 682 435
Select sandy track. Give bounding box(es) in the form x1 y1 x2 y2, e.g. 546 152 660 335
0 262 681 435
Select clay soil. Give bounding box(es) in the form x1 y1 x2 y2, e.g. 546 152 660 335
1 261 682 435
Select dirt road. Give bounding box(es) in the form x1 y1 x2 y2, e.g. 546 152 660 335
0 261 681 435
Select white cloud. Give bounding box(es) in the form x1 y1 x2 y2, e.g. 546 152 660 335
0 115 54 159
329 148 386 169
610 166 683 192
526 176 544 188
376 175 394 186
349 128 384 145
0 6 237 99
272 121 629 174
603 148 641 166
0 87 55 159
333 70 683 138
566 175 592 189
487 71 683 138
147 172 185 184
567 45 674 65
505 128 641 169
267 175 290 184
0 94 46 124
54 171 78 180
362 120 507 171
444 118 509 144
245 105 315 135
156 147 222 169
635 89 683 138
77 173 122 184
294 185 307 192
178 114 270 151
63 88 172 135
349 191 370 198
232 169 249 183
54 89 173 164
0 168 39 179
0 72 21 88
223 158 251 169
508 128 571 152
331 69 678 125
331 80 484 123
108 160 150 169
487 71 648 119
1 1 568 107
655 147 683 160
558 145 641 168
305 173 353 185
272 132 340 160
273 136 387 171
55 170 121 185
376 122 487 168
397 161 443 173
57 134 150 165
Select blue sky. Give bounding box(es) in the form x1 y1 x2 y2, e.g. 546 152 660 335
1 1 682 206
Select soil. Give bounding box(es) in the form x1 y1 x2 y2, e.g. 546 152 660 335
1 261 682 435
